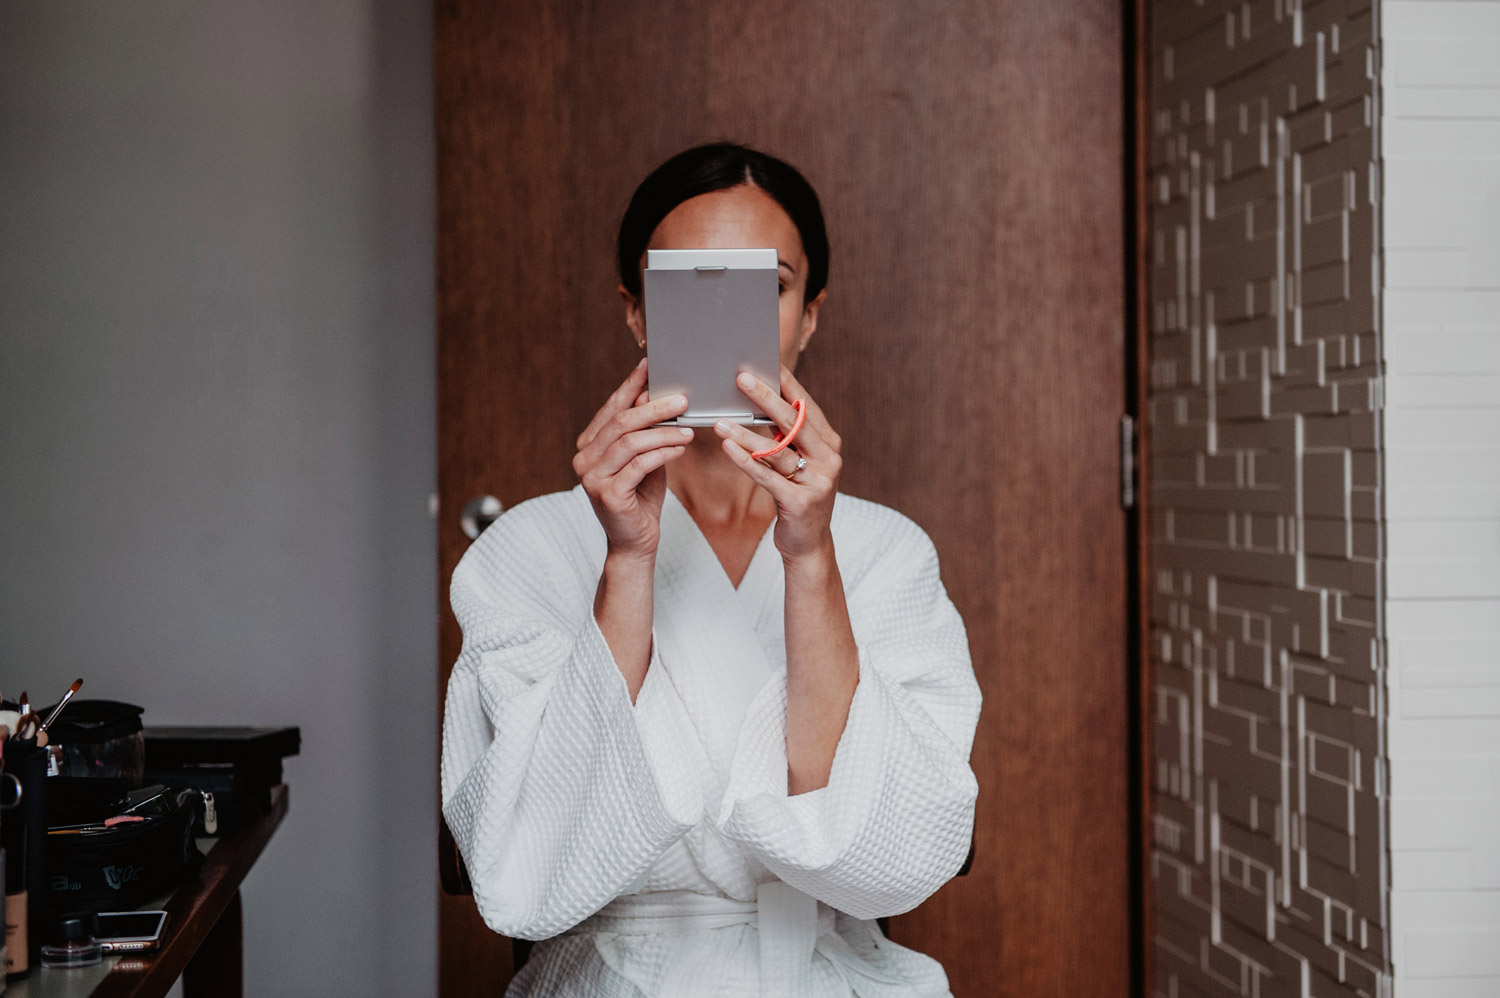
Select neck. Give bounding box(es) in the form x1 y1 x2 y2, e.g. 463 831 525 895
667 428 777 528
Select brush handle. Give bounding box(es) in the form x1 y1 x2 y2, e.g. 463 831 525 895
40 683 80 732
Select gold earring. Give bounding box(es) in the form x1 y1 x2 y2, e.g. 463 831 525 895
637 339 646 348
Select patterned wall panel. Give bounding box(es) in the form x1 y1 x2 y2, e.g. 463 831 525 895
1147 2 1389 996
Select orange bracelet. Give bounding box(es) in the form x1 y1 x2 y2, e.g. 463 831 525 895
749 399 806 460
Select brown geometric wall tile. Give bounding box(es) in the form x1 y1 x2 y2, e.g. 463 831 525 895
1147 1 1388 995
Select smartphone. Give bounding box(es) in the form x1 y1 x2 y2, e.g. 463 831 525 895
96 910 168 953
644 248 780 426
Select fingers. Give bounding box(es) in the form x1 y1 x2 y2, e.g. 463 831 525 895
720 437 797 502
613 393 690 435
595 425 696 480
609 444 687 498
713 418 801 475
578 359 651 450
577 392 689 467
779 365 841 453
736 370 834 460
735 371 799 429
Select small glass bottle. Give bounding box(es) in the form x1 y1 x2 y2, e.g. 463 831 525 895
40 913 101 969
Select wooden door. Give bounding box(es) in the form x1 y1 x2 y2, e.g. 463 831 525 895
435 1 1132 994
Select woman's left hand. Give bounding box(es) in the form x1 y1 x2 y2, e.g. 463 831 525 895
714 365 843 563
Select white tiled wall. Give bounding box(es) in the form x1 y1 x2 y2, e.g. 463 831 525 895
1382 3 1500 995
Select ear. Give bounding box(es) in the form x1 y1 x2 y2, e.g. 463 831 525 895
619 284 646 347
797 289 827 353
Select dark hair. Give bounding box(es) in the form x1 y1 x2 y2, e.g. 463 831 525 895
617 143 829 304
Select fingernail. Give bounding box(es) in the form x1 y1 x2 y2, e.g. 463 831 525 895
714 420 730 434
737 373 755 389
680 427 694 438
636 357 647 369
671 394 688 407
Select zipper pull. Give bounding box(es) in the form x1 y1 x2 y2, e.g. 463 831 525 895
201 790 219 835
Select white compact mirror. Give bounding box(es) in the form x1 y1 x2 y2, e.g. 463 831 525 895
643 247 780 426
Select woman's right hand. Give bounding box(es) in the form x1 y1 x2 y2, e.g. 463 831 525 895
574 358 692 561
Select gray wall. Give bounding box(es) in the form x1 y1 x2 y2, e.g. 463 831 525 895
0 2 437 994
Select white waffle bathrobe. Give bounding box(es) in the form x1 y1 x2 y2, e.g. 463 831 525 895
442 485 981 998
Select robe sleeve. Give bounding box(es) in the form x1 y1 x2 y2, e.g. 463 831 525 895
715 517 981 920
440 497 704 940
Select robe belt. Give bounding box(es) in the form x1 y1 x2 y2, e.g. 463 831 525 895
565 883 904 997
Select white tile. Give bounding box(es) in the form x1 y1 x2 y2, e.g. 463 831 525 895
1399 668 1500 690
1385 374 1500 407
1387 980 1500 998
1389 520 1500 558
1387 289 1500 327
1393 849 1477 891
1387 600 1500 638
1385 195 1479 248
1384 2 1500 43
1388 717 1500 755
1385 27 1500 89
1387 448 1500 486
1384 409 1500 448
1384 327 1500 374
1386 249 1473 289
1388 563 1500 599
1400 686 1500 718
1387 485 1500 520
1386 158 1500 198
1386 118 1500 159
1393 888 1500 928
1390 636 1500 672
1389 756 1495 799
1387 87 1500 121
1468 255 1500 290
1386 567 1494 606
1390 799 1495 850
1380 372 1500 408
1405 928 1500 978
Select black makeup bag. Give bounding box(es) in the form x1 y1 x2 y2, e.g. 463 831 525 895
44 784 204 913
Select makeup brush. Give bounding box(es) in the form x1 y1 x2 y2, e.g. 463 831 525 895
40 678 83 732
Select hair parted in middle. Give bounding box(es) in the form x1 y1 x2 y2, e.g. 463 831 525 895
616 142 829 305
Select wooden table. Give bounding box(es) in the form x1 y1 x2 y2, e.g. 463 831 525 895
7 784 288 998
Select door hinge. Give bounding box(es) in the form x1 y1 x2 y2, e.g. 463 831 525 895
1120 414 1137 511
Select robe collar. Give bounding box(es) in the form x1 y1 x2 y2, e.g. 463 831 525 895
651 490 780 789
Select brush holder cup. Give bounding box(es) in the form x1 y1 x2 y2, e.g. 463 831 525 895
41 701 145 786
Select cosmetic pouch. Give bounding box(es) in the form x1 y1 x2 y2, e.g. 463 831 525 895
44 785 204 914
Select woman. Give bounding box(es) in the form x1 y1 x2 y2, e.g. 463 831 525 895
442 143 981 998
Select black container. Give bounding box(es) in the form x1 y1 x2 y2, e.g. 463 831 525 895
42 700 146 786
143 726 299 836
3 740 49 977
44 786 203 914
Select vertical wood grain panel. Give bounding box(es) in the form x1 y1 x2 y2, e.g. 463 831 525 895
436 2 1130 994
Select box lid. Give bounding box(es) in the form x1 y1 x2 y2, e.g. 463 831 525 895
144 726 301 765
